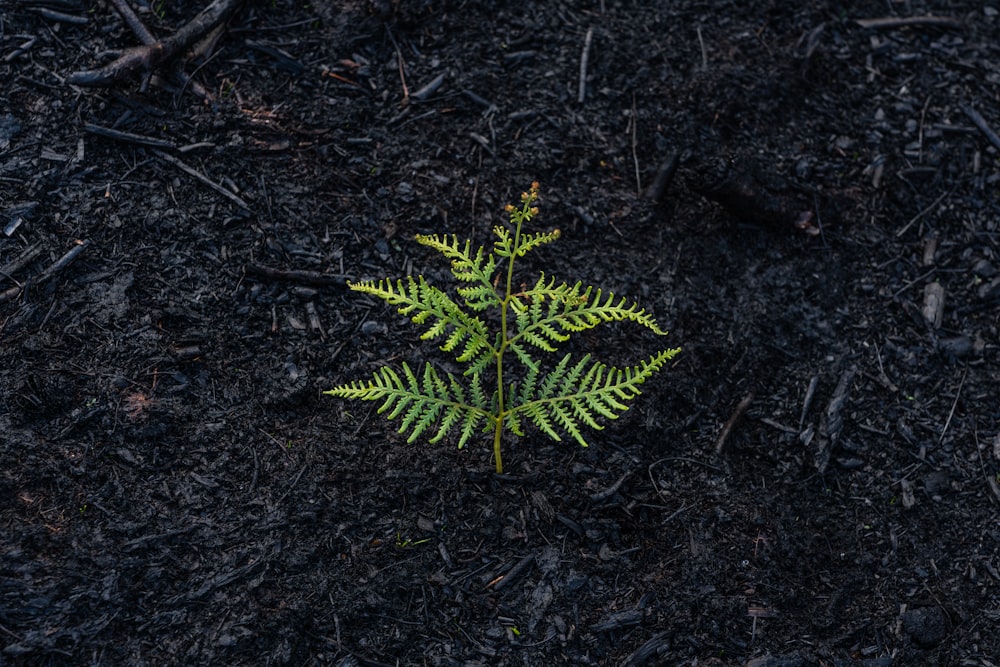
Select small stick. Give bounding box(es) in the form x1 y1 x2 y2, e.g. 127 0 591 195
855 15 962 30
152 149 249 210
84 123 176 149
799 375 819 431
246 263 348 287
68 0 244 86
895 188 950 237
960 103 1000 152
109 0 156 45
0 242 45 280
578 27 593 104
631 92 641 195
715 393 753 455
696 26 708 70
937 368 967 446
39 239 91 280
32 7 89 24
385 28 409 104
0 240 91 304
590 470 631 502
643 152 679 202
411 72 446 102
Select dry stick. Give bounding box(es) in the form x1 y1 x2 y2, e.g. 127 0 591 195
696 25 708 70
152 149 249 210
83 123 176 149
32 7 89 24
68 0 244 86
385 28 409 104
630 92 641 195
642 152 679 202
578 27 593 104
798 375 819 432
0 240 91 304
975 429 1000 504
895 188 950 237
715 392 754 455
411 72 446 102
109 0 156 44
245 263 348 287
855 15 962 30
0 242 45 282
590 470 631 502
39 240 91 280
937 368 967 446
960 103 1000 152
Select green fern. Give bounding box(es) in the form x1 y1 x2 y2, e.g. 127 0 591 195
325 183 680 473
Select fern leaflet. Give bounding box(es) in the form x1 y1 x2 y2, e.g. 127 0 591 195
325 363 492 448
348 276 495 370
414 234 501 311
509 276 667 356
506 349 680 446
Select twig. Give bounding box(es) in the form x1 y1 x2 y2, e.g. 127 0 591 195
813 367 855 473
32 7 89 25
152 148 249 210
855 15 962 30
630 92 641 195
696 26 708 70
578 27 593 104
960 103 1000 152
0 242 45 281
385 27 409 104
0 240 91 304
411 72 446 102
799 375 819 432
68 0 244 86
643 152 679 202
590 470 631 502
246 263 348 287
39 240 90 280
975 429 1000 505
715 393 753 455
895 188 950 237
937 368 967 446
109 0 156 45
83 123 176 149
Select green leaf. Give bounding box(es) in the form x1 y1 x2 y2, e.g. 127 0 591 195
415 234 501 311
348 276 495 369
509 277 668 357
508 349 680 445
325 362 492 447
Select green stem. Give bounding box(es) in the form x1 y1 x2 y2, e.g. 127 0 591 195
492 203 528 474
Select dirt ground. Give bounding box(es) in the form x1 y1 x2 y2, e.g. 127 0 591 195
2 1 1000 665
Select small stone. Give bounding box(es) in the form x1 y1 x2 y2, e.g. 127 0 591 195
901 606 948 647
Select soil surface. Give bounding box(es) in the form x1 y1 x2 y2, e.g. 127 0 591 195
3 1 1000 665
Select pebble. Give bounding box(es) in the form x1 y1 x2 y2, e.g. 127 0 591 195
901 606 948 647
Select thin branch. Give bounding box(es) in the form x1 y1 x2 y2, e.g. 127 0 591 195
578 27 593 104
855 15 962 30
715 393 754 455
68 0 244 86
152 149 249 211
960 103 1000 152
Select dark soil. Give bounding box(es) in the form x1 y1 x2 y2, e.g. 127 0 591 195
3 1 1000 665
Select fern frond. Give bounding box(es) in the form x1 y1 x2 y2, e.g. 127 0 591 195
324 362 492 448
513 230 561 256
348 277 496 368
510 277 668 356
415 234 501 311
508 349 680 446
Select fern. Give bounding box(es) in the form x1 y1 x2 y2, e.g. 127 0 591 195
325 183 680 473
